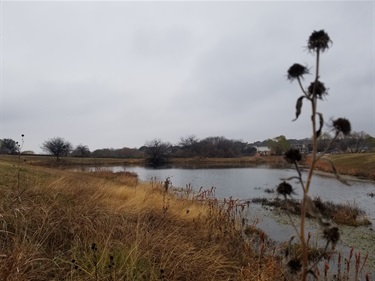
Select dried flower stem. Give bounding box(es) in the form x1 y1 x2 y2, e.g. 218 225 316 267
285 30 351 280
298 48 320 280
297 77 308 97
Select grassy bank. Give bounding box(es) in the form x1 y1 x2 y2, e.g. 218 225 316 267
304 153 375 181
1 154 144 167
169 156 287 168
0 157 282 280
2 154 287 169
11 153 375 181
1 155 373 280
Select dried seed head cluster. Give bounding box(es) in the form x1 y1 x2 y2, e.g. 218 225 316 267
277 181 294 198
308 80 328 99
323 226 340 247
287 63 309 81
71 259 78 270
287 258 302 274
333 118 351 136
308 30 332 52
91 243 97 251
284 148 302 163
108 255 115 269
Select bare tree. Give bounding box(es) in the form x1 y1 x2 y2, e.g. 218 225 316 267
179 135 252 158
144 139 171 166
336 131 374 153
71 144 91 157
0 138 19 154
41 137 72 160
179 135 200 157
317 132 332 152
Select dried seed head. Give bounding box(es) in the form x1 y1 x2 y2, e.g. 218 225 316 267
323 226 340 245
287 64 309 81
284 149 302 163
287 258 302 274
308 80 328 99
308 30 332 52
333 118 351 136
277 181 294 198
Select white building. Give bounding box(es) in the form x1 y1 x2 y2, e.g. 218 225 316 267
255 146 270 156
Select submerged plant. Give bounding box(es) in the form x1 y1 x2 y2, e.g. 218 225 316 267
282 30 354 280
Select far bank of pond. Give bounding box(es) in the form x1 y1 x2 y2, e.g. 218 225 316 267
16 152 375 180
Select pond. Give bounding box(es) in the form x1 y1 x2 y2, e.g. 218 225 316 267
76 164 375 273
83 164 375 226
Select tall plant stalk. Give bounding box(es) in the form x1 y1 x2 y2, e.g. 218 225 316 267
301 49 320 278
282 30 352 280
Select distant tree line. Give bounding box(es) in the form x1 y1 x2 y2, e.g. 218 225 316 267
91 147 143 159
38 137 143 160
177 135 257 158
1 131 374 164
142 136 257 165
265 131 375 156
315 131 375 153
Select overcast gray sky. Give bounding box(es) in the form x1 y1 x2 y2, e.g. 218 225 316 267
1 1 374 153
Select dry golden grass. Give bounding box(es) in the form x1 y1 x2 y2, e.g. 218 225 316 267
170 156 286 167
304 152 375 180
0 157 284 281
1 155 373 280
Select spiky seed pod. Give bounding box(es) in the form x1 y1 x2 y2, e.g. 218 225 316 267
323 226 340 246
308 80 328 99
277 181 294 198
308 30 332 52
287 258 302 274
287 64 309 81
284 148 302 163
333 118 351 136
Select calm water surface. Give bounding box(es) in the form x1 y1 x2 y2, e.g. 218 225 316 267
78 165 375 273
88 165 375 225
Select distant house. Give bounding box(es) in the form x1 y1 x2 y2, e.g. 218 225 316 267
255 146 271 156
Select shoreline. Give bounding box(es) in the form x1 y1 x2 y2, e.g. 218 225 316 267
2 153 374 181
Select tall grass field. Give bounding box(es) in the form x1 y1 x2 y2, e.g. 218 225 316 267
0 154 373 280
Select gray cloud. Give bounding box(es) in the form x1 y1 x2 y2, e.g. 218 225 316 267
1 1 373 153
